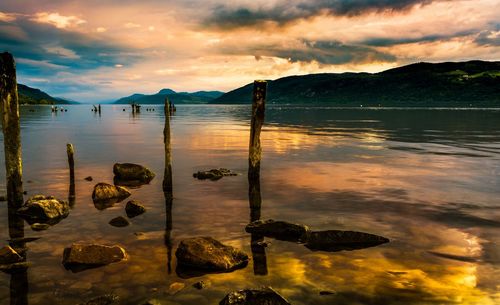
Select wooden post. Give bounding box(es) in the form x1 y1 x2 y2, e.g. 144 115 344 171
67 143 75 206
98 104 101 114
0 52 24 207
249 177 268 275
163 98 173 193
248 80 266 181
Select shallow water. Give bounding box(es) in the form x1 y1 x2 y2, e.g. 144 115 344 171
0 105 499 305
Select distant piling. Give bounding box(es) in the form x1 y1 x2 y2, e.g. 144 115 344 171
67 143 75 206
163 98 173 193
0 52 24 207
248 80 267 181
98 104 101 114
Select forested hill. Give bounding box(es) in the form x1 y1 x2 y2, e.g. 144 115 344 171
211 61 500 107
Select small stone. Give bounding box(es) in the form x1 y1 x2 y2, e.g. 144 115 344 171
62 243 126 269
193 280 210 290
125 200 146 218
17 195 69 224
246 219 309 242
0 246 23 265
167 282 185 295
31 223 50 231
78 294 120 305
219 287 291 305
84 176 93 181
109 216 130 227
193 168 237 181
175 237 248 272
92 183 131 203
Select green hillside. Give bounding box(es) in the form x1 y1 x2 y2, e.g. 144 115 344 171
211 61 500 107
18 84 74 105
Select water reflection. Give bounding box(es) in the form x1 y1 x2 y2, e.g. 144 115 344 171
0 105 498 304
7 207 28 305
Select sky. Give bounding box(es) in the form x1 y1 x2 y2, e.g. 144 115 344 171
0 0 499 102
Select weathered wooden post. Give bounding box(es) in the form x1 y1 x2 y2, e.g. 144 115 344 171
248 80 267 181
98 104 101 114
0 52 24 207
163 98 173 193
8 205 28 305
67 143 75 206
249 177 268 275
163 97 174 273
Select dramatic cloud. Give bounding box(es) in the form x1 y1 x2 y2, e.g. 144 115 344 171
205 0 439 29
0 0 498 102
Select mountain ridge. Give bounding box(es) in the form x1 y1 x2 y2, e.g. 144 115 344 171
210 60 500 107
18 84 75 105
114 88 225 104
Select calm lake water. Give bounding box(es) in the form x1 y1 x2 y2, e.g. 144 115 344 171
0 105 499 305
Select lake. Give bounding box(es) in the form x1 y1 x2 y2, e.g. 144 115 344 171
0 105 499 305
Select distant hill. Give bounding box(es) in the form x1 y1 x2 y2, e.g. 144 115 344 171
114 89 224 104
18 84 75 105
211 61 500 107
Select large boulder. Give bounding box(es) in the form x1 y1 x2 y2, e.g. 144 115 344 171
63 243 127 272
113 163 155 185
0 246 23 265
305 230 389 252
17 195 69 224
193 168 237 181
219 287 291 305
245 220 309 242
92 183 131 204
175 237 248 273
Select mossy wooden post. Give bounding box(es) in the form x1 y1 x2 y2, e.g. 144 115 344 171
67 143 75 206
248 80 267 181
163 98 173 193
0 52 23 207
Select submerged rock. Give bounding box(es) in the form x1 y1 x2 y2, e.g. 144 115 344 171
78 294 120 305
193 168 237 181
62 243 126 272
175 237 248 273
0 246 23 265
125 200 146 218
92 183 131 204
31 223 50 231
246 220 309 242
84 176 93 181
17 195 69 224
109 216 130 227
305 230 389 252
113 163 155 184
167 282 185 295
193 280 210 290
219 287 291 305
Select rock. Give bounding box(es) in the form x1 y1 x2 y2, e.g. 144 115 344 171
17 195 69 224
219 287 291 305
78 294 120 305
84 176 93 181
0 195 6 201
92 183 131 204
304 230 389 252
193 168 237 181
0 246 23 265
319 291 336 295
245 220 309 242
31 223 50 231
109 216 130 227
175 237 248 272
62 243 127 272
193 280 210 290
113 163 155 184
167 282 185 295
125 200 146 218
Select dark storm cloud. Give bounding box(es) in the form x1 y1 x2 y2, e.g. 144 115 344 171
223 40 396 65
0 16 143 76
362 30 478 47
205 0 438 29
474 23 500 46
